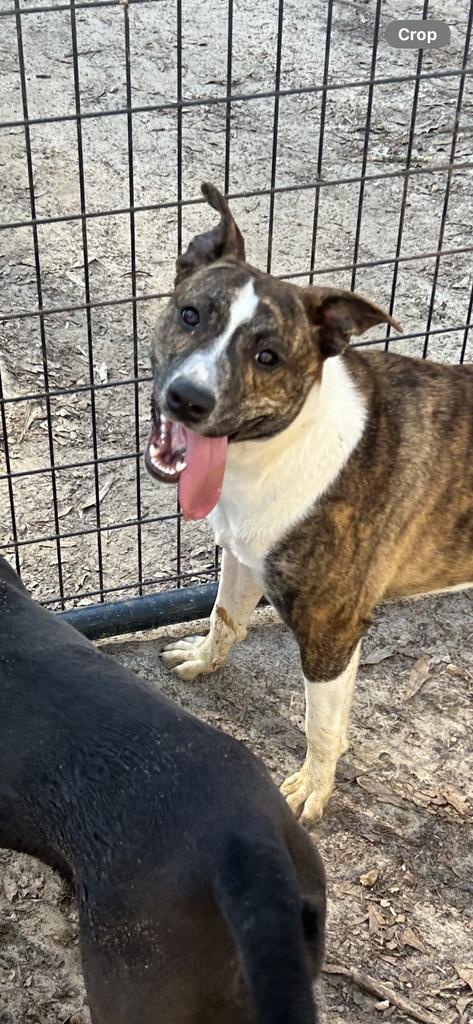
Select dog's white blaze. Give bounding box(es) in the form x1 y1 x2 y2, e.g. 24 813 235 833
169 278 259 391
208 355 367 580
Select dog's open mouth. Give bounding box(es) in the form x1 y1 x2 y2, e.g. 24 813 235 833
145 402 228 521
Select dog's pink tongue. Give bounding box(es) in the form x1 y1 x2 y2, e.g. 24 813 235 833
178 429 228 521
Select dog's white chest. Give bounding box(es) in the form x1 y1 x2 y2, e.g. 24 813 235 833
209 465 291 582
207 357 367 585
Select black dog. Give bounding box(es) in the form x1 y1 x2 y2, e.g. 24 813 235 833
0 556 325 1024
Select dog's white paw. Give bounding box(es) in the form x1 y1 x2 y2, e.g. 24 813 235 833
161 635 220 681
281 764 335 827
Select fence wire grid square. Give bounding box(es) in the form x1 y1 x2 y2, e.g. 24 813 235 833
0 0 472 614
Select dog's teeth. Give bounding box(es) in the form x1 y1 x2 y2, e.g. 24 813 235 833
175 460 187 472
149 448 178 477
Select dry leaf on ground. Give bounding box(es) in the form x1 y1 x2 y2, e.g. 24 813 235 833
404 655 432 701
401 927 428 954
82 475 115 511
456 993 473 1015
438 784 469 816
368 903 386 935
361 645 396 665
356 775 404 807
455 965 473 991
18 400 45 443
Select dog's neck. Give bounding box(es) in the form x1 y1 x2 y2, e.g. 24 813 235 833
223 354 367 492
209 355 367 569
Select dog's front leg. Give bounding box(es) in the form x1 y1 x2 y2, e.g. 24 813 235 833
281 642 360 826
161 549 262 681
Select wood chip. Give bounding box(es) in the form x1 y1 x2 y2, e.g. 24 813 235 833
3 877 18 902
96 361 108 384
360 868 379 887
446 663 472 679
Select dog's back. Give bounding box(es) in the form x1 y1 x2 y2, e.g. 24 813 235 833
0 557 325 1023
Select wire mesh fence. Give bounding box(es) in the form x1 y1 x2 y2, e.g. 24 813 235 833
1 0 472 623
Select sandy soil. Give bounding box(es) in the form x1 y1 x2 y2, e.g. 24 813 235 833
1 0 472 1021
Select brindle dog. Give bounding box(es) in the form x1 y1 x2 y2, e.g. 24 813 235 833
146 182 473 825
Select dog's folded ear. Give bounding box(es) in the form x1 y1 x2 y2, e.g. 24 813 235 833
175 183 246 286
302 286 402 358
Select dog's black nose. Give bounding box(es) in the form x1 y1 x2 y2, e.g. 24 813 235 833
166 377 216 422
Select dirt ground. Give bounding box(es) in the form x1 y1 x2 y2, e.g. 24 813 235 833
1 0 473 1022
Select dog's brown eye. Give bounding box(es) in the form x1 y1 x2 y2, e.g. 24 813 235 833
255 349 279 368
180 306 200 328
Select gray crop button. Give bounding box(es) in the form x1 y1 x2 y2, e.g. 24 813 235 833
385 20 451 49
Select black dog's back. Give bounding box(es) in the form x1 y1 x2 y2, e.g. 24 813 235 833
0 557 325 1024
